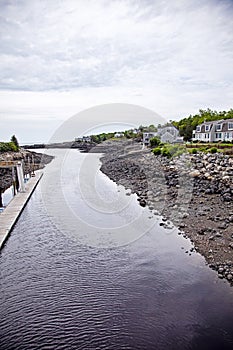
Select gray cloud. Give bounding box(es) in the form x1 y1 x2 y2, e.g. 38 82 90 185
0 0 232 92
0 0 233 144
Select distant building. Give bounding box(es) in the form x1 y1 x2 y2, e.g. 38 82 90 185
192 119 233 142
75 136 91 142
157 125 182 143
143 125 182 145
83 136 91 142
114 132 124 138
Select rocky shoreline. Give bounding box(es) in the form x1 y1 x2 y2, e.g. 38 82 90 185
0 149 53 194
93 139 233 286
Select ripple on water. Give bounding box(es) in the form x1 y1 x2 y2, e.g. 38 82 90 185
1 150 233 350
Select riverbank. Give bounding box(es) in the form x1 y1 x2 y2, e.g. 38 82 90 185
0 149 53 193
94 139 233 285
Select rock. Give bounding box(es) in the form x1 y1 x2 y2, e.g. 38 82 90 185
139 199 146 207
179 223 186 229
229 242 233 249
189 170 200 177
218 222 228 229
226 274 233 281
218 267 225 274
215 232 223 238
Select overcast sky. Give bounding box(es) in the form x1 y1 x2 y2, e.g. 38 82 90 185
0 0 233 143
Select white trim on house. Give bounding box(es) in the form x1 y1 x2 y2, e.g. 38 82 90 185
228 122 233 130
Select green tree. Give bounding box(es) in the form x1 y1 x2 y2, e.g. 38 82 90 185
11 135 19 151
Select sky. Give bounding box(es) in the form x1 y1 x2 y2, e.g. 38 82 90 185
0 0 232 143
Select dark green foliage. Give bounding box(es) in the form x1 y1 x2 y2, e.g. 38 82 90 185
150 137 161 147
199 146 208 152
208 147 218 154
0 141 18 152
188 148 198 154
152 147 161 155
161 147 172 158
142 124 157 132
10 135 19 150
0 135 20 152
124 130 138 139
90 132 115 143
152 144 186 158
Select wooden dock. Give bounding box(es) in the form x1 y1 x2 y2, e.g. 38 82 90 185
0 171 43 250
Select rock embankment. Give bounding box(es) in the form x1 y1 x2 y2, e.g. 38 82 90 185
97 140 233 285
0 149 53 193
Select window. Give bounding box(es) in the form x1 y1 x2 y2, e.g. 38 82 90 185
228 123 233 130
196 126 201 132
205 125 210 131
225 132 232 139
216 124 222 131
215 133 222 139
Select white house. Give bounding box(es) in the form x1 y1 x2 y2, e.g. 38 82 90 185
114 132 124 138
156 125 182 143
143 125 182 145
192 119 233 142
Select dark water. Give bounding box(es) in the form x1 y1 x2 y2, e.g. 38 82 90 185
0 149 233 350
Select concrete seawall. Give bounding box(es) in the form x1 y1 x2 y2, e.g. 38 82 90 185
0 171 43 250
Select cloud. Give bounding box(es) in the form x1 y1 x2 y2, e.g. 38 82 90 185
0 0 232 143
0 0 232 92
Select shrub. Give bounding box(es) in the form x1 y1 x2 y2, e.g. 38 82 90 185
161 147 172 158
199 146 208 152
150 137 161 147
188 148 198 154
208 147 218 154
152 147 161 155
152 144 186 158
0 141 18 152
